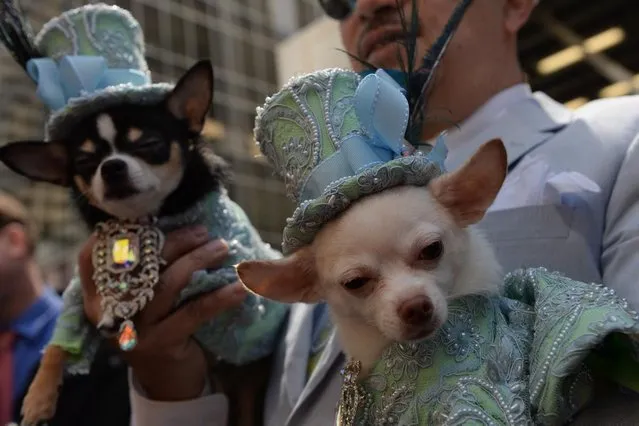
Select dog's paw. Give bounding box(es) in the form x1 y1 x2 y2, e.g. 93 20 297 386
20 391 57 426
20 377 59 426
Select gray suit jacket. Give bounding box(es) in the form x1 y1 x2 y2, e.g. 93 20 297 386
129 91 639 426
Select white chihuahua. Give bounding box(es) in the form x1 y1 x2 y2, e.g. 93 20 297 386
237 138 507 374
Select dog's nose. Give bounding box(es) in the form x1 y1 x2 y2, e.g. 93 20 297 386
101 158 128 181
398 297 433 326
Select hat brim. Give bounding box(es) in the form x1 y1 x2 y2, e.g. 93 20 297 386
46 83 175 141
282 155 444 254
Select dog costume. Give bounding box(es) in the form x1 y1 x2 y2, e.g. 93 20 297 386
0 2 288 372
253 65 639 425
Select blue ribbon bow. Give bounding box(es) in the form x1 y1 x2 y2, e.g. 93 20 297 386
26 55 150 111
299 69 448 202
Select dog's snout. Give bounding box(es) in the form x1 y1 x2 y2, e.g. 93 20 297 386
398 297 433 326
101 158 128 181
100 157 140 200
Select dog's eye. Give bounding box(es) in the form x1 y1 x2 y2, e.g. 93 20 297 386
419 240 443 261
134 137 162 149
75 154 100 171
343 277 369 291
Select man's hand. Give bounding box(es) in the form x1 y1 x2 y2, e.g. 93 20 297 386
78 225 247 401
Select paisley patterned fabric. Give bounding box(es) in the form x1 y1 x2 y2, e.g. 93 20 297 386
35 4 147 71
255 69 362 205
349 268 639 425
50 189 289 374
254 68 446 255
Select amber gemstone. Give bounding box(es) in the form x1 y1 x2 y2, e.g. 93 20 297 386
112 237 137 268
118 322 138 351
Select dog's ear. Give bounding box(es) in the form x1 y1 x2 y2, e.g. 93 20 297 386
236 246 321 303
429 138 507 227
166 60 214 133
0 141 69 186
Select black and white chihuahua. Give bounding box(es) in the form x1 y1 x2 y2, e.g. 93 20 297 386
1 60 227 226
1 60 272 426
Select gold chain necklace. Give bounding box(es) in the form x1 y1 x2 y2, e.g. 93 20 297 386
337 358 365 426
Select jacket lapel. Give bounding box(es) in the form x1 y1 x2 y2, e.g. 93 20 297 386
445 92 573 172
280 303 316 409
296 329 342 400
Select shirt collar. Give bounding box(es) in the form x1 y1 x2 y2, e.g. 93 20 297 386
10 286 62 341
431 83 534 151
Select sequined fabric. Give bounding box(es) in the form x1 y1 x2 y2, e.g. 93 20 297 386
346 268 639 425
50 189 289 374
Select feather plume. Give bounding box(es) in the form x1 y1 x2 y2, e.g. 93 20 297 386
407 0 473 141
339 0 474 143
0 0 41 71
337 48 379 71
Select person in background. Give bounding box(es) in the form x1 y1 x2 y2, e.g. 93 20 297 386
76 0 639 425
0 190 62 425
0 187 131 426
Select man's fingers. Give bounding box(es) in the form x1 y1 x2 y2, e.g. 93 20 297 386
143 283 247 348
161 226 212 265
141 239 230 323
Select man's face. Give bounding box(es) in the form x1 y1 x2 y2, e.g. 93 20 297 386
0 222 29 282
338 0 534 130
340 0 510 70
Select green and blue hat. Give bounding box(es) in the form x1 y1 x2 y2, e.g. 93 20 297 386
254 68 448 254
0 2 173 141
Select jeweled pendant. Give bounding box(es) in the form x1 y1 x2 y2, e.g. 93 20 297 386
118 320 137 351
92 219 165 349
